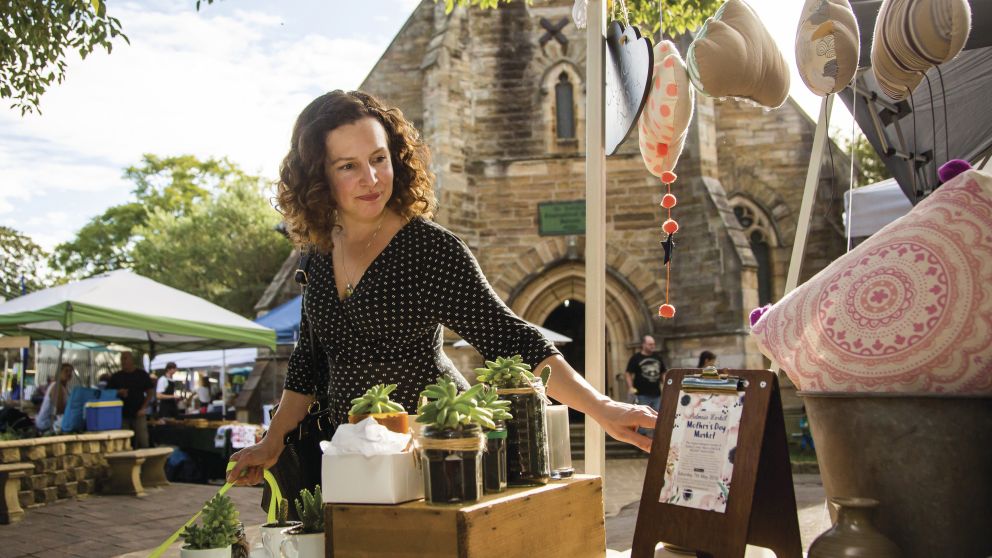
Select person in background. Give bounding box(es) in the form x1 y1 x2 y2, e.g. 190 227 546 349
108 352 155 448
156 362 181 419
625 335 666 437
196 375 213 412
35 364 73 432
698 350 717 368
31 377 52 407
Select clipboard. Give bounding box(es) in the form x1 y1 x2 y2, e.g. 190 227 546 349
631 369 802 558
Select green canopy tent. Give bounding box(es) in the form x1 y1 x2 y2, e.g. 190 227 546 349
0 270 275 418
0 269 276 354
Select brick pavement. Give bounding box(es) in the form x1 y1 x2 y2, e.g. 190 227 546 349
2 483 265 558
0 459 826 557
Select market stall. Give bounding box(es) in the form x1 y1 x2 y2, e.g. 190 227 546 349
0 269 275 434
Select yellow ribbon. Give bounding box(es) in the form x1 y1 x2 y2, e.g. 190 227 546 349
147 462 282 558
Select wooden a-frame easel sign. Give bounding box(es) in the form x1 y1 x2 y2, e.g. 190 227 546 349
631 369 802 558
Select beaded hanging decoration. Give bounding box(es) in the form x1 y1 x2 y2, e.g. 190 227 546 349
637 40 694 319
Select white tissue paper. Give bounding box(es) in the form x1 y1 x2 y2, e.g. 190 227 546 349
320 417 411 457
321 417 423 504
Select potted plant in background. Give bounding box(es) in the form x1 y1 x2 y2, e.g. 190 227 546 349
475 384 512 493
475 356 551 485
416 376 489 504
180 494 239 558
259 498 300 558
348 383 409 434
280 486 324 558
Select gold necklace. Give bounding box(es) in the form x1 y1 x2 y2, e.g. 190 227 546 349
338 217 385 299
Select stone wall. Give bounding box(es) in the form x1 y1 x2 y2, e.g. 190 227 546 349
0 430 132 509
714 97 848 294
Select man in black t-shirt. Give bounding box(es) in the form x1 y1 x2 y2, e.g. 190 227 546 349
625 335 666 436
108 351 155 448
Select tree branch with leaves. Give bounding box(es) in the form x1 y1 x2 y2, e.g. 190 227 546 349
1 0 128 114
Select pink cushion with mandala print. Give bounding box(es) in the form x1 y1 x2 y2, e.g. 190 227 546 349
751 169 992 394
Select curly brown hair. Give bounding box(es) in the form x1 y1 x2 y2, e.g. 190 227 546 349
276 90 436 253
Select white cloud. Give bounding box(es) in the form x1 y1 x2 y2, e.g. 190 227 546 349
0 3 393 247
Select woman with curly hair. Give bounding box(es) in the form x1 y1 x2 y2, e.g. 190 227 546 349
228 90 657 488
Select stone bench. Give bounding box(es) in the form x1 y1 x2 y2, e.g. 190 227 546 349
0 463 35 524
103 447 174 497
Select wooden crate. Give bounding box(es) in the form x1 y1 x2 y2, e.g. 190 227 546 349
324 475 605 558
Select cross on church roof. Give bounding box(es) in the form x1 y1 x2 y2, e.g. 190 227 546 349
539 17 569 50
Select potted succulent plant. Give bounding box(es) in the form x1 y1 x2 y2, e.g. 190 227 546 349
348 383 409 434
259 498 300 558
180 494 239 558
416 376 489 504
279 486 324 558
474 356 552 485
475 384 512 494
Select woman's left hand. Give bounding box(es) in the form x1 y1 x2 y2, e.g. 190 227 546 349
593 400 658 453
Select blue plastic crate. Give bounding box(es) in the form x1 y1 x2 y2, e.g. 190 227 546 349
84 400 123 431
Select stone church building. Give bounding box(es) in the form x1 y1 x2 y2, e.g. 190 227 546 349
242 0 849 416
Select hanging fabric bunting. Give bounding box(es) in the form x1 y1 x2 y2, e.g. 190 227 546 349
871 0 971 101
637 40 695 319
605 21 654 155
795 0 860 97
686 0 790 108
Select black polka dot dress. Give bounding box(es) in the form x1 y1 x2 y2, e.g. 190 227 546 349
285 217 560 426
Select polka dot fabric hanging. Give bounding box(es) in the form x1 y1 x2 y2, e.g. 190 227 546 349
638 40 694 319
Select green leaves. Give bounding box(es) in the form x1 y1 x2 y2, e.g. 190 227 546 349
2 0 128 114
473 355 536 389
0 226 52 300
349 383 406 416
418 376 482 430
181 493 240 550
438 0 720 36
417 377 512 431
294 485 324 534
475 384 512 423
48 154 291 317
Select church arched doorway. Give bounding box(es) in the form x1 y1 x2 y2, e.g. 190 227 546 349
508 261 647 409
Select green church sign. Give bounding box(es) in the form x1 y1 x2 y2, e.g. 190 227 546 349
538 200 586 236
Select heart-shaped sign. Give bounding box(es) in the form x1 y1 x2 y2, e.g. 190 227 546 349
605 21 653 156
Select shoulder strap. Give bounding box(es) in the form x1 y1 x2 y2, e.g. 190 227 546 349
294 245 330 402
294 245 314 287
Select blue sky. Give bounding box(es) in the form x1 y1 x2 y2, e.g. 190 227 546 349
0 0 853 253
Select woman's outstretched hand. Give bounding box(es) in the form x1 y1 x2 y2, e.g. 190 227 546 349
592 400 659 453
226 439 283 486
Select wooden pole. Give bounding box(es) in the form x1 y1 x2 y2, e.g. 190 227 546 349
584 0 607 478
783 94 833 295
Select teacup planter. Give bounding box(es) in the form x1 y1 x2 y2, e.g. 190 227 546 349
259 498 301 558
280 486 325 558
179 494 239 558
416 377 490 504
475 356 551 485
348 383 410 434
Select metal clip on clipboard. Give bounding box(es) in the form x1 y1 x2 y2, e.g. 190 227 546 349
681 366 744 393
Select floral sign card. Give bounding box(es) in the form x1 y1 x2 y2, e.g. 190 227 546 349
658 390 744 513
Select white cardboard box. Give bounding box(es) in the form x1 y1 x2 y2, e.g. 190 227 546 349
321 452 424 505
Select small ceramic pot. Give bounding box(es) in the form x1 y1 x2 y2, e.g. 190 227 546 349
809 497 902 558
180 546 231 558
279 530 325 558
348 411 409 434
259 521 300 558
